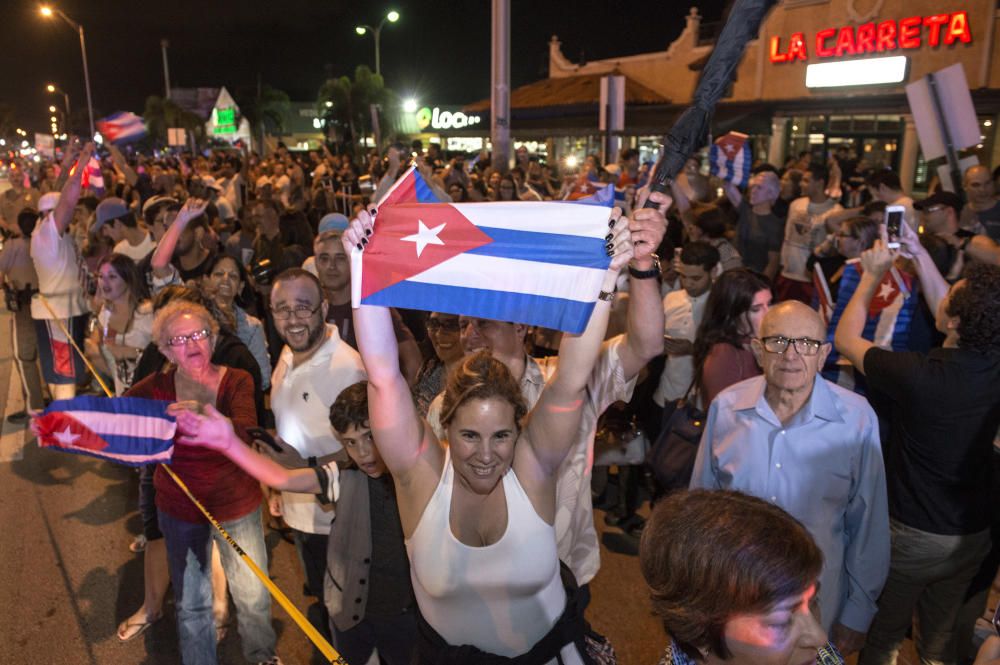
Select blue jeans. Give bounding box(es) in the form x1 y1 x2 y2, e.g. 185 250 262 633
159 506 276 665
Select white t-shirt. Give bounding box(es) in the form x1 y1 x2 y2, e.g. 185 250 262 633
270 325 366 534
780 197 842 283
653 289 710 406
114 233 156 262
29 212 89 319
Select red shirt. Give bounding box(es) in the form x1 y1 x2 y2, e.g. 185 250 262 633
126 367 262 524
700 342 761 408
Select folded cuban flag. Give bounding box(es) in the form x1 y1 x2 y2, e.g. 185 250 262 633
709 131 752 188
80 156 105 195
96 111 148 145
353 167 614 333
35 396 176 466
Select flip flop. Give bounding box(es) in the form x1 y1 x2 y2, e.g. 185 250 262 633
117 614 161 642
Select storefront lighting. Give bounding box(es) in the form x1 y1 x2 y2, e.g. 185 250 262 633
565 155 579 168
805 55 907 88
984 120 993 127
403 98 418 113
792 125 799 131
977 143 984 149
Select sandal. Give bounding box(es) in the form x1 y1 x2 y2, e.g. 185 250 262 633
128 534 147 554
117 614 161 642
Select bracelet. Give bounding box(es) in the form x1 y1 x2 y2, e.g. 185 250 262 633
628 254 661 280
598 290 616 302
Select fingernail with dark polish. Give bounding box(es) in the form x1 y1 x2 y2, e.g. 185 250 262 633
605 233 613 241
362 238 368 246
365 229 372 236
608 219 615 228
605 242 613 251
356 243 363 250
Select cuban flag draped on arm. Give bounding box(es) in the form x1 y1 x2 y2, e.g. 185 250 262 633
352 167 614 333
34 396 176 466
709 131 752 188
96 111 148 145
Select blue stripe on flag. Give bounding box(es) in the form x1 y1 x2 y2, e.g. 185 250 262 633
414 174 442 203
362 280 597 333
46 395 174 419
101 433 176 453
55 445 172 468
467 227 611 269
567 184 615 207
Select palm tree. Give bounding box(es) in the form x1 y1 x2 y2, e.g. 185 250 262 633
237 84 291 153
318 65 397 155
143 95 205 146
0 103 17 139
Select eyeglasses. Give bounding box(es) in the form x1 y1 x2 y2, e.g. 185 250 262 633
271 303 321 321
759 335 826 356
167 329 212 347
426 318 460 333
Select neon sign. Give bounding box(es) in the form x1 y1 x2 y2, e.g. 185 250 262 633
416 106 482 131
770 11 972 63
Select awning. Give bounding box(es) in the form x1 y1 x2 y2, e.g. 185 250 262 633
464 73 669 113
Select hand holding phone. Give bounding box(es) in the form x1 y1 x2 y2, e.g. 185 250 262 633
884 205 905 250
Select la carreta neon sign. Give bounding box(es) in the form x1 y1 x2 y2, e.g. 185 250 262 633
770 10 972 63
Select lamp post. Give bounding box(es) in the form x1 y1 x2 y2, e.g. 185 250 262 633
355 10 399 77
40 5 95 138
46 84 71 119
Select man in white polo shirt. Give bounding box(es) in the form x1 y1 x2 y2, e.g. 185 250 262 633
268 267 365 660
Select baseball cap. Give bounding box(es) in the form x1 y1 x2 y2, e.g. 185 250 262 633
93 197 129 232
141 195 178 218
198 176 222 192
914 190 963 217
318 213 349 234
38 192 60 214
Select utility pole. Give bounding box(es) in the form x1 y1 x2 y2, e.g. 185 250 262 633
161 39 172 99
490 0 511 172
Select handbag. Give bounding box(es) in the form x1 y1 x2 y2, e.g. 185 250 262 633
646 381 705 491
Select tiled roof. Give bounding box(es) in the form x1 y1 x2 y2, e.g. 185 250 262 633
464 74 669 113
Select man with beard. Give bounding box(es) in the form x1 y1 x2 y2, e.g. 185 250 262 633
267 268 366 661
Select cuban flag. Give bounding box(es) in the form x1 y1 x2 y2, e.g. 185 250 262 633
709 131 752 188
353 167 614 333
80 156 105 195
34 396 176 467
96 111 148 144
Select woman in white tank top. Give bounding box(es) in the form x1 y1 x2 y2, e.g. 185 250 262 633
340 207 633 663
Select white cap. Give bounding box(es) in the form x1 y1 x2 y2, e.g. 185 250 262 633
38 192 60 214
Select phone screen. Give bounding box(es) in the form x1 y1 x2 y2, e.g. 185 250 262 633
885 209 903 249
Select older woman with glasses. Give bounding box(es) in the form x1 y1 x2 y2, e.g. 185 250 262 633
125 299 280 665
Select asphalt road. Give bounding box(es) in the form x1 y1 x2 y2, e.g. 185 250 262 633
0 309 666 665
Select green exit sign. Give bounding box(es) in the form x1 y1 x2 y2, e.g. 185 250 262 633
214 107 237 134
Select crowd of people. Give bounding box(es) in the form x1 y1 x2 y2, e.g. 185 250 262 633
2 132 999 665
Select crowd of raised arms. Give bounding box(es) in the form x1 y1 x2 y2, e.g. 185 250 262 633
4 135 1000 665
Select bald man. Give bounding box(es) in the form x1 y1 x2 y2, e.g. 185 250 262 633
691 301 889 657
960 165 1000 243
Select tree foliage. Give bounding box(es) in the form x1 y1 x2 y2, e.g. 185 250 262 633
237 84 291 143
143 95 205 144
317 65 397 153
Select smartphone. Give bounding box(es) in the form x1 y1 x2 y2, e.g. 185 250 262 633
884 205 904 249
246 426 283 454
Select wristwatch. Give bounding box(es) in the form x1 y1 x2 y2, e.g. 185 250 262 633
628 254 661 280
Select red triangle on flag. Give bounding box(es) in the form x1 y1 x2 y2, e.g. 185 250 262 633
361 203 494 300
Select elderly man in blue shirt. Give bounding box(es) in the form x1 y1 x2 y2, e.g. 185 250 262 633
691 300 889 657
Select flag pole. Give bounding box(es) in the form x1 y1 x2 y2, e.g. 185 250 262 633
36 294 347 664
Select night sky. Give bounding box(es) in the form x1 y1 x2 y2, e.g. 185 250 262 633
3 0 729 133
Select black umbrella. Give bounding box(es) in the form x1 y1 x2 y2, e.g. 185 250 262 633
645 0 779 206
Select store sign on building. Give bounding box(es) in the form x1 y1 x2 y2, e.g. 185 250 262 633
415 106 483 131
769 10 972 63
213 107 237 134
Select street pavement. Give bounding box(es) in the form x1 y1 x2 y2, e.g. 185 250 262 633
0 309 665 665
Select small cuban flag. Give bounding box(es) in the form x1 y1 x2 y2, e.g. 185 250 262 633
353 167 614 333
709 131 752 188
96 111 148 145
80 156 105 195
34 396 176 466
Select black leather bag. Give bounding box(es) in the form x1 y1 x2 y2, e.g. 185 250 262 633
646 384 705 491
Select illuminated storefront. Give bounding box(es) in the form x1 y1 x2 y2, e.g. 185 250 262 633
496 0 1000 191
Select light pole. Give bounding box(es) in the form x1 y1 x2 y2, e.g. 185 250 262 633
40 5 95 138
46 84 71 119
355 10 399 77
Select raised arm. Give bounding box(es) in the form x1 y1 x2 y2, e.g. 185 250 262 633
722 180 742 208
150 197 208 278
343 212 435 484
108 145 138 187
52 138 81 191
898 218 949 314
52 141 93 236
523 213 633 475
175 405 321 493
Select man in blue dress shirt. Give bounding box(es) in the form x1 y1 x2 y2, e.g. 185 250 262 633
691 300 889 657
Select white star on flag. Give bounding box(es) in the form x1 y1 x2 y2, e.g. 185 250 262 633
402 220 446 258
877 281 896 301
54 426 81 447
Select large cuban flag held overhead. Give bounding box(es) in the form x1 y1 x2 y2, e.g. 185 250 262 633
34 396 176 466
352 167 614 333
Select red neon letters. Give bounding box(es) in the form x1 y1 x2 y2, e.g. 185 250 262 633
769 10 973 63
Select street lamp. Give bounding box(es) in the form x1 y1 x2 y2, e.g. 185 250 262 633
39 5 95 138
355 10 400 77
46 84 71 123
